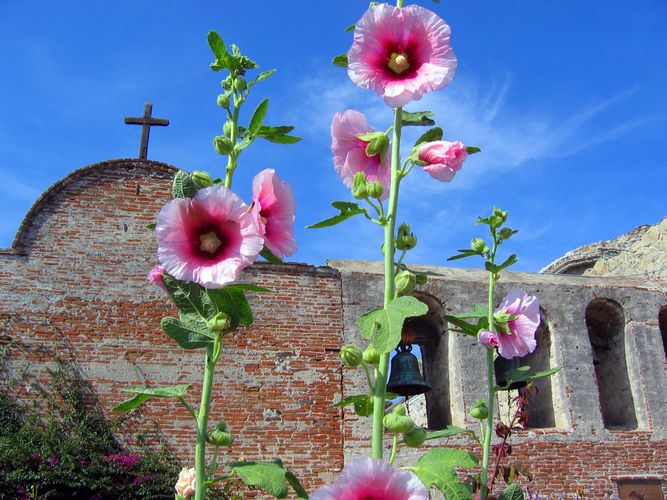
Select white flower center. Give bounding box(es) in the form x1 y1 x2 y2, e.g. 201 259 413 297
388 52 410 74
199 231 222 254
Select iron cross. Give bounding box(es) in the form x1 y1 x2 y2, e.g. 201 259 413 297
124 102 169 159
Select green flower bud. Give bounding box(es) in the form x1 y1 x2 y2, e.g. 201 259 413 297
340 344 364 368
364 133 389 160
362 345 380 365
192 171 214 188
403 427 427 447
394 270 416 296
392 404 407 416
415 273 428 285
353 396 373 417
207 426 234 446
499 228 515 240
213 135 234 155
207 312 230 332
396 223 417 251
351 172 368 200
234 77 247 92
493 207 508 224
470 399 488 420
471 238 487 253
217 93 230 108
223 121 234 138
366 181 384 199
383 411 415 434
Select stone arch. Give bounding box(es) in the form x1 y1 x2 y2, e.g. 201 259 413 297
586 298 637 429
401 291 450 430
659 306 667 361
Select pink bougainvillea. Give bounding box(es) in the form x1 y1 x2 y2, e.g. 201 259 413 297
156 186 263 289
347 3 457 107
418 140 467 182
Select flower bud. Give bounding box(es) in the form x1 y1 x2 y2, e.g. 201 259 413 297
415 273 428 285
392 405 407 416
207 312 230 332
366 181 384 199
192 171 214 188
234 77 247 92
340 344 364 368
396 223 417 251
471 238 486 253
213 135 233 155
493 207 508 224
207 422 234 446
394 270 416 296
470 399 488 420
351 172 368 200
223 121 234 138
365 133 389 159
383 411 415 434
217 93 230 108
362 345 380 365
499 228 515 240
403 427 427 447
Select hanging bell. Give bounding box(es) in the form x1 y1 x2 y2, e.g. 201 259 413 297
494 356 527 391
386 344 431 397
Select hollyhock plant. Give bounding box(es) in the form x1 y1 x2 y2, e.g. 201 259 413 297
310 457 428 500
156 186 264 289
418 140 467 182
347 3 457 107
331 109 390 197
492 288 540 359
175 467 196 498
251 168 297 259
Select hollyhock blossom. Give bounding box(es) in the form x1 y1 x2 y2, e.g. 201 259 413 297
251 169 297 259
348 3 457 108
418 140 467 182
174 467 196 498
331 110 390 198
147 265 167 290
156 186 264 289
479 329 499 349
490 288 540 359
310 457 428 500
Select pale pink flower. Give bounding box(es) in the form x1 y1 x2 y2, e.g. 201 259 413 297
331 110 390 198
251 169 297 260
494 289 540 359
310 457 428 500
147 265 166 291
418 140 467 182
348 3 457 108
174 467 196 498
479 330 499 349
156 186 264 289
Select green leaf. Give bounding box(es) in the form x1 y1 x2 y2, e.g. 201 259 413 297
262 134 302 144
161 315 214 349
333 394 374 416
406 448 477 500
146 222 156 230
248 69 276 88
231 461 288 498
306 201 367 229
172 170 197 198
255 126 302 144
260 246 284 264
414 126 443 148
344 24 355 32
285 471 309 499
402 110 435 127
163 275 214 320
502 366 561 389
466 146 481 154
499 483 524 500
447 249 481 261
333 54 348 67
248 98 269 137
112 384 191 412
424 425 477 441
444 315 481 337
225 283 271 293
497 253 518 271
453 303 489 319
332 394 371 408
112 394 150 412
208 31 231 71
357 296 428 354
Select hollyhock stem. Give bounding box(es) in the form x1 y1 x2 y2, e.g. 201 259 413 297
195 346 216 500
372 106 403 459
224 100 241 189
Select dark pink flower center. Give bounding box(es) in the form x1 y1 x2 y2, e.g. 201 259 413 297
379 35 425 80
188 219 240 262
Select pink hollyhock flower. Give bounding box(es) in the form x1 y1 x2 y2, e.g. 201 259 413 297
147 265 167 290
348 3 457 108
493 288 540 359
331 110 390 198
479 329 499 349
418 140 467 182
174 467 196 498
251 169 297 260
310 457 428 500
156 186 264 289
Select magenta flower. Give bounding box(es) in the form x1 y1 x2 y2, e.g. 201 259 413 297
483 289 540 359
310 457 428 500
147 265 167 290
331 110 390 198
156 186 264 289
251 169 297 260
348 3 457 108
418 140 467 182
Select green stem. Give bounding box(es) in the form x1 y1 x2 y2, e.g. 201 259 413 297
371 107 403 460
195 347 216 500
224 100 241 189
179 397 198 422
388 434 399 464
362 363 374 393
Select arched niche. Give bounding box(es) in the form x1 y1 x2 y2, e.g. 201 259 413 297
519 309 556 428
586 298 637 429
659 306 667 361
401 292 449 430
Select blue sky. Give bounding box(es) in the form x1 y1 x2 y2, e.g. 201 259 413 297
1 0 665 272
